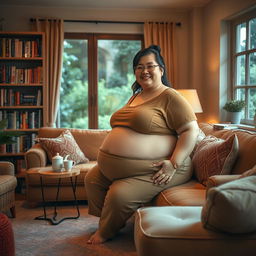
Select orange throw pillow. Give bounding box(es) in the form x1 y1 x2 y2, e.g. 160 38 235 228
192 134 239 185
36 129 89 164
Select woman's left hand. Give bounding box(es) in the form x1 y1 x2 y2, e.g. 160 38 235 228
151 160 176 185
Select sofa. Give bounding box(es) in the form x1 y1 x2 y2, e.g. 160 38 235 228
24 127 110 206
0 161 17 217
134 123 256 256
25 123 255 206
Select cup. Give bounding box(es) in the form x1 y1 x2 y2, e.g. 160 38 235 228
64 160 75 172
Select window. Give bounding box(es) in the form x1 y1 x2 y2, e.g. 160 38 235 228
60 33 142 129
231 11 256 125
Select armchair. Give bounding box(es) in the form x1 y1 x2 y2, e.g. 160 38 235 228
0 161 17 217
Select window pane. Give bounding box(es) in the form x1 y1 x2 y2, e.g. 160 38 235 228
97 40 141 129
236 55 246 85
60 39 88 128
249 52 256 85
249 18 256 50
236 22 246 53
235 88 246 119
248 88 256 119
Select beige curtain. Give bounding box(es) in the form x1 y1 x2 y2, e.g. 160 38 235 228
32 18 64 127
144 22 177 88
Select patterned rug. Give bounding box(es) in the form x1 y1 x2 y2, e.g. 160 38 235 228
10 200 138 256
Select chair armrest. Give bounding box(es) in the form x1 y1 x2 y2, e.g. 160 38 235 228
25 144 48 169
0 161 15 176
206 175 241 191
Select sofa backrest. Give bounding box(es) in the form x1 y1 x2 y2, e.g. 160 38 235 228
38 127 110 160
200 123 256 175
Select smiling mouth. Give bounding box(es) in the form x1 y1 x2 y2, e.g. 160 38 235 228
141 75 151 80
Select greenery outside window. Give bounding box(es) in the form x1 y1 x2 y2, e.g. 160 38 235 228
231 10 256 125
60 33 142 129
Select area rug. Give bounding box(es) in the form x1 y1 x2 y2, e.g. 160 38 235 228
10 200 138 256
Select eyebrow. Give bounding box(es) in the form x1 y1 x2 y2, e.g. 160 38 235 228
137 61 155 65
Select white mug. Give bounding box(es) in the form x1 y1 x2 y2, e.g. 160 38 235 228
63 160 75 172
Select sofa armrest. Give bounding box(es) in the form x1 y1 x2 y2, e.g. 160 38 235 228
0 161 15 176
206 175 241 191
25 144 48 169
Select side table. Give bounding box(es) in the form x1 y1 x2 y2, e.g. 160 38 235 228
35 167 80 225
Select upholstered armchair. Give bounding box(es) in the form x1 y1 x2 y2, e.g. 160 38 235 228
0 161 17 217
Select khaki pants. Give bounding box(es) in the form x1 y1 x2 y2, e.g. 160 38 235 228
85 150 193 239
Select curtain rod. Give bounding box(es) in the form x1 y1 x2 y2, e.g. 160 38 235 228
30 18 181 26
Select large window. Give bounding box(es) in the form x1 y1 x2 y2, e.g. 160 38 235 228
231 11 256 125
60 33 142 129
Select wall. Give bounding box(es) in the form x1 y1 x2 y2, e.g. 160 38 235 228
198 0 256 123
1 1 256 124
0 5 191 90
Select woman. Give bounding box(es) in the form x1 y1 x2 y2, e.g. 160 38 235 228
85 45 199 244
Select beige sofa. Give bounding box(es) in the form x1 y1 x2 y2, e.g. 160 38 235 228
134 123 256 256
25 123 256 207
24 127 110 205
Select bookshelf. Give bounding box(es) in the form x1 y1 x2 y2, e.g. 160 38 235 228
0 31 47 175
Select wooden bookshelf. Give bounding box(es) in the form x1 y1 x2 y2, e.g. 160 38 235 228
0 31 46 175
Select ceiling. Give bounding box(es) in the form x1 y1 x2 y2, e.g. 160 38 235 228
1 0 213 9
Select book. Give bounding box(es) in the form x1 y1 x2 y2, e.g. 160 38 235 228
213 123 238 130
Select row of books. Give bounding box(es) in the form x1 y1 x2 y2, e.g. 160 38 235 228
0 89 42 106
0 65 43 84
0 133 37 153
0 38 42 58
0 110 42 129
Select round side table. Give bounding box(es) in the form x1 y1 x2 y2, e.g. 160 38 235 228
35 167 80 225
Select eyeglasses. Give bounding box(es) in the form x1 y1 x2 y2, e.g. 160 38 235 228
135 64 160 72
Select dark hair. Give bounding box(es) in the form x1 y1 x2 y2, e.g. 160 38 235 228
131 45 171 94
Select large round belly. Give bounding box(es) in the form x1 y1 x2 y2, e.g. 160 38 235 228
100 127 177 159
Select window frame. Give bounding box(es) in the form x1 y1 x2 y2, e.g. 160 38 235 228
230 10 256 125
62 33 143 128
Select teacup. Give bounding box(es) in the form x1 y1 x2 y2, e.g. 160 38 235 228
63 160 75 172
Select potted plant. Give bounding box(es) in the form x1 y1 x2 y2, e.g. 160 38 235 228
223 100 246 124
0 119 24 153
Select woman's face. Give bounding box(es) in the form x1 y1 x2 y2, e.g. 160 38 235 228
135 53 163 90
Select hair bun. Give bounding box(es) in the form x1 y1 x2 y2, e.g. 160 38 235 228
149 45 161 53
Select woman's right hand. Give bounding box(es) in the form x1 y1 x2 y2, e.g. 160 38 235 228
151 160 176 185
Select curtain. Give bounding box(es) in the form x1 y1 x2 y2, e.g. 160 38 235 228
144 22 177 88
32 18 64 127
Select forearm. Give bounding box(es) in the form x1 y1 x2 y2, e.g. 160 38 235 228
170 121 199 167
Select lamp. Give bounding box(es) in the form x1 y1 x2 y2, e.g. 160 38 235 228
177 89 203 113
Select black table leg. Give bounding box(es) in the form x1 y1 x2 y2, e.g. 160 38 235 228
35 175 80 225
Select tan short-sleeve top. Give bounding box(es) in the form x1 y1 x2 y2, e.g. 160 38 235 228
110 88 197 135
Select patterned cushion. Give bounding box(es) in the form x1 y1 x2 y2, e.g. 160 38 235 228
192 134 239 185
201 176 256 234
36 129 89 164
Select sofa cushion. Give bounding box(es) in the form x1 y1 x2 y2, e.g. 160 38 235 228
135 206 256 256
154 180 206 206
192 134 239 185
35 129 89 164
201 176 256 234
240 164 256 178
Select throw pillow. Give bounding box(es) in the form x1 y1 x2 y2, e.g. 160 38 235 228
35 129 89 164
201 176 256 234
192 134 239 185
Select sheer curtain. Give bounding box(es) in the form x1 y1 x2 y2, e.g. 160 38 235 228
144 22 177 88
32 18 64 127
